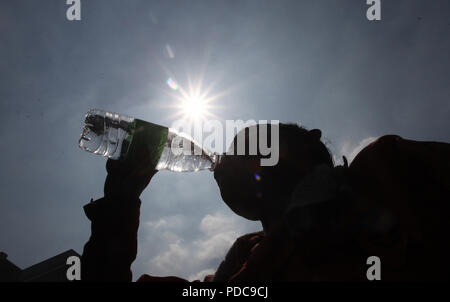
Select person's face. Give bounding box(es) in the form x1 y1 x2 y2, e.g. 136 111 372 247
213 126 287 221
214 153 266 220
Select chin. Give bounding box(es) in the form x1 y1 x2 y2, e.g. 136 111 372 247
220 190 261 221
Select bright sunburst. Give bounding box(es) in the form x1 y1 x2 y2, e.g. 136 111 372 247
165 75 227 123
181 94 206 119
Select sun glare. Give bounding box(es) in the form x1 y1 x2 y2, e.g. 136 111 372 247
165 75 227 122
182 95 206 119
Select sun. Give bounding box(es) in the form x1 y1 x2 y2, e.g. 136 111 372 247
182 94 206 120
165 75 226 122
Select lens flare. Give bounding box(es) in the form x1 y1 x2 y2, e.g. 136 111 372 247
167 78 179 90
165 44 175 58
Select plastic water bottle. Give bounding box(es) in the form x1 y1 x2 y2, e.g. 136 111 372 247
78 109 220 172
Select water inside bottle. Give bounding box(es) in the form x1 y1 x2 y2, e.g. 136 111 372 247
155 129 220 172
79 109 135 160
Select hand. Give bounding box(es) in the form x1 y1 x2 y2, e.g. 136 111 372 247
104 145 158 199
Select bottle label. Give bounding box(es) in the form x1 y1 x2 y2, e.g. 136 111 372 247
123 119 169 170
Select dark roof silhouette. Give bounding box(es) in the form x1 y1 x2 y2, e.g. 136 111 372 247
20 249 80 282
1 249 80 282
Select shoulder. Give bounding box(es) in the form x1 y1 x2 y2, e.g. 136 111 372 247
136 274 189 282
351 135 403 164
351 134 450 171
348 135 407 177
235 231 265 244
227 231 265 260
212 231 264 281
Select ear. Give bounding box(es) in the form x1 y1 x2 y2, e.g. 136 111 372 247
309 129 322 141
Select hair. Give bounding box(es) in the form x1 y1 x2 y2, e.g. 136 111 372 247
237 123 334 169
279 123 334 168
263 123 335 200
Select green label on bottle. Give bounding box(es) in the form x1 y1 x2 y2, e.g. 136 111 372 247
122 119 168 170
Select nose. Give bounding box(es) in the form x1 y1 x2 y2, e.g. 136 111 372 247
214 154 234 183
213 157 225 182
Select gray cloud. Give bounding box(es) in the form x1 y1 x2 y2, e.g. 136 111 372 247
138 211 260 281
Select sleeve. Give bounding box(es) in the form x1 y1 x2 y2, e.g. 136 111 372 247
81 196 141 282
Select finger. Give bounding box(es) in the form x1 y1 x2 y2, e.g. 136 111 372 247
128 147 156 177
106 158 130 176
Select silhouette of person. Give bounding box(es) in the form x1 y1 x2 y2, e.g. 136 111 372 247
81 124 450 281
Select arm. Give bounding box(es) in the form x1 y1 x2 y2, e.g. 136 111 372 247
81 148 157 282
81 195 141 281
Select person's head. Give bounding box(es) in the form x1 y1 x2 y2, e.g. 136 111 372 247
214 123 333 224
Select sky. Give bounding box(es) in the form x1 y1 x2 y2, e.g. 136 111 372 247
0 0 449 281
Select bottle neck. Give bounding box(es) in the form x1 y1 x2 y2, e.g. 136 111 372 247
209 153 223 171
